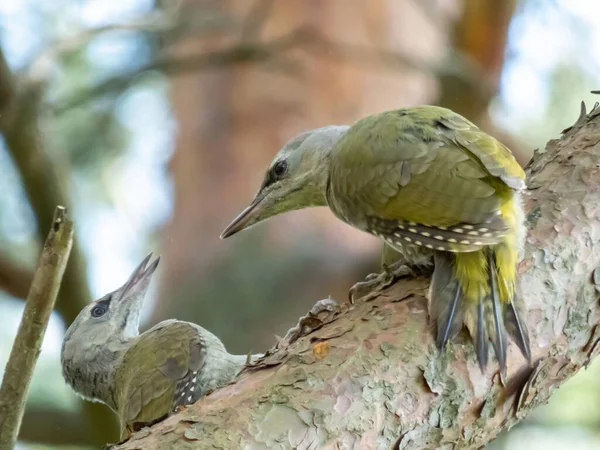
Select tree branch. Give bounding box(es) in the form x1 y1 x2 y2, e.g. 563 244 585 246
51 26 486 116
51 27 312 115
0 206 73 450
113 103 600 449
23 11 180 83
0 45 92 325
0 44 119 445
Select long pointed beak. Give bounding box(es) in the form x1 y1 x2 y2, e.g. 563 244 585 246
220 196 264 239
119 253 161 299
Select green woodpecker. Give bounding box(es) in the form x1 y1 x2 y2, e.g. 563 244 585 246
221 105 530 373
61 254 255 440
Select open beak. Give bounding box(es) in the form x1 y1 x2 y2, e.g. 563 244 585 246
119 253 161 300
220 195 265 239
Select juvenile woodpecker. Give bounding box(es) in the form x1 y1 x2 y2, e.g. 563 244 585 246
61 254 254 440
221 105 530 374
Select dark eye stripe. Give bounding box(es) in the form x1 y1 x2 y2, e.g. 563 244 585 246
97 297 111 308
261 160 288 189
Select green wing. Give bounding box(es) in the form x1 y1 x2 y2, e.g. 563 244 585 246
114 321 205 438
329 106 525 251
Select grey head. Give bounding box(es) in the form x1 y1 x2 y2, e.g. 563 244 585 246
220 125 350 239
61 253 160 406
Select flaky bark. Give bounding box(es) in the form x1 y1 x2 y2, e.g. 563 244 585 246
114 103 600 449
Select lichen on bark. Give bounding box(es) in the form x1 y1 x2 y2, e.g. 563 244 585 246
113 102 600 450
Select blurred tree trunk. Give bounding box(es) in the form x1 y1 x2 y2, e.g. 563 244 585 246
437 0 531 165
439 0 517 119
115 103 600 450
156 0 465 351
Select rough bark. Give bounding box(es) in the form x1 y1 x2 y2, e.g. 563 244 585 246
112 103 600 449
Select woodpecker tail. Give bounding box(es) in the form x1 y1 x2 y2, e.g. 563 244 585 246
429 247 530 375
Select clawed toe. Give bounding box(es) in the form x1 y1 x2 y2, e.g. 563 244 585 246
348 262 414 304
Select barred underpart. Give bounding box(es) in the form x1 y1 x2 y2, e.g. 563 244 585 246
366 214 508 252
172 369 201 411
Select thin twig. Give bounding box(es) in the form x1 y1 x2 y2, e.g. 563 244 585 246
0 42 116 445
52 25 488 116
0 206 74 450
52 27 312 115
0 46 92 325
23 12 180 83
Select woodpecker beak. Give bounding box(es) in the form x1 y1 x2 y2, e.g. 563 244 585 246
107 253 160 338
220 194 266 239
118 253 161 301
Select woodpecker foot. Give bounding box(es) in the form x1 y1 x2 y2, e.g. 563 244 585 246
348 260 414 303
281 298 341 346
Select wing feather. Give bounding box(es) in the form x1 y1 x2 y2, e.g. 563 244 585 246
114 320 205 437
329 106 525 229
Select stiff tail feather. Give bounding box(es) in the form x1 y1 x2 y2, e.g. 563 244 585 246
487 253 507 375
475 297 488 371
429 253 464 350
504 295 531 364
429 250 530 374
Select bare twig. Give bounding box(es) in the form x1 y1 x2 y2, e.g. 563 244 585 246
52 27 312 115
0 206 73 450
0 46 91 324
0 44 117 444
52 24 489 117
23 12 180 83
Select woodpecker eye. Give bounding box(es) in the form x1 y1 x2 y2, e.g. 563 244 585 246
271 160 288 178
91 305 107 318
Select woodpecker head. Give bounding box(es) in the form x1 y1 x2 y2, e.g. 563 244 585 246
220 125 349 238
61 254 160 364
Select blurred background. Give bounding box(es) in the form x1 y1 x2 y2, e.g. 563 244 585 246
0 0 599 448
